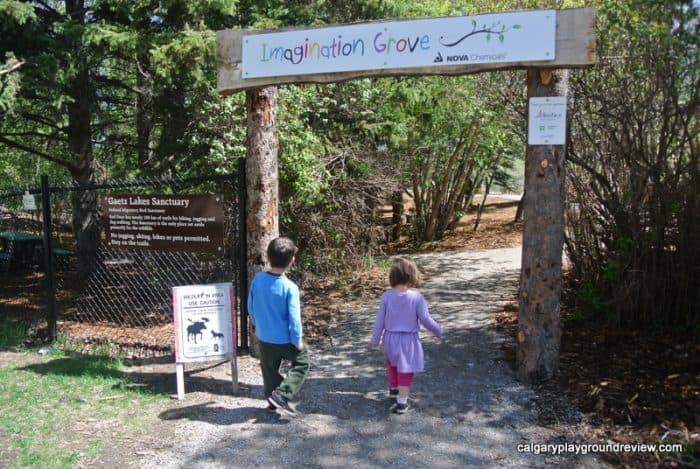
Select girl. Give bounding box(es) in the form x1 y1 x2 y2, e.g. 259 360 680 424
370 256 443 414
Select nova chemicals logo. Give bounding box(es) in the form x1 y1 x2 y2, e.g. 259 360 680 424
434 52 443 63
446 54 470 62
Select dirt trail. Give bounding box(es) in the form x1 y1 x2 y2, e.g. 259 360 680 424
103 247 603 468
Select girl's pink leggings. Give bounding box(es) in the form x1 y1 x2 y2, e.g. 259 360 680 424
386 360 414 387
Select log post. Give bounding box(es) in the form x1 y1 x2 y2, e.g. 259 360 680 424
246 86 279 357
516 69 568 382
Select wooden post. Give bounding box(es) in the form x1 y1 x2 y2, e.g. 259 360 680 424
245 86 279 357
516 69 568 382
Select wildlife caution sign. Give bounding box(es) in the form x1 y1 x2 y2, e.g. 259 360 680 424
173 283 235 363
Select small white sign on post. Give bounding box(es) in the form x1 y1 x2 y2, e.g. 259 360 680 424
22 191 37 211
173 282 237 399
528 96 567 145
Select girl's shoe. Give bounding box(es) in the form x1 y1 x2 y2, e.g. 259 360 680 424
391 401 409 414
389 388 399 398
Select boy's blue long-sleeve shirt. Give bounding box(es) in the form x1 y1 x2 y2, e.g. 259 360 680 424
247 272 302 345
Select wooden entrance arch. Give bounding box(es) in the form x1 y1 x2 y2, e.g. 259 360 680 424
216 8 596 381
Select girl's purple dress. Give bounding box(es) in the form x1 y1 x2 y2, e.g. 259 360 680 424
370 289 443 373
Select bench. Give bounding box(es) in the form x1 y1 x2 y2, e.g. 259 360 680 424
34 244 77 270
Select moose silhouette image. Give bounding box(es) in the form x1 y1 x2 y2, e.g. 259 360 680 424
186 317 209 344
211 330 224 340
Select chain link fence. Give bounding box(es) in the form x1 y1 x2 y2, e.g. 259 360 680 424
0 169 245 357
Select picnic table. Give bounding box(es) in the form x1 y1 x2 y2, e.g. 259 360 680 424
0 231 44 270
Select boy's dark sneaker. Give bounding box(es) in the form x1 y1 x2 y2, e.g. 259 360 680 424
391 402 409 414
268 390 296 416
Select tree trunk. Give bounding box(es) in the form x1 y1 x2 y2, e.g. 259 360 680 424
391 190 403 241
246 86 279 357
474 174 494 232
516 69 568 382
136 54 154 169
66 0 99 274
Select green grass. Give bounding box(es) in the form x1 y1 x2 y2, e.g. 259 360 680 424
0 330 168 468
0 319 27 349
368 254 392 269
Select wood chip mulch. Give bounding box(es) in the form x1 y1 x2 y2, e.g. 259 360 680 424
495 303 700 468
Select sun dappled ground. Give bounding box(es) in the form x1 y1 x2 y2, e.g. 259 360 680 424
390 195 524 254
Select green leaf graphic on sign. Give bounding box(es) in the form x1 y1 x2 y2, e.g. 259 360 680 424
439 18 523 47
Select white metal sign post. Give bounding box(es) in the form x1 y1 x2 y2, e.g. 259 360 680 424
173 282 238 399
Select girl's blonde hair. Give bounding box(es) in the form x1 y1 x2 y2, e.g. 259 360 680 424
389 256 422 288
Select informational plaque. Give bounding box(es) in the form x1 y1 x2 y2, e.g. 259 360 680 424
173 283 235 362
22 191 37 211
172 282 238 398
528 96 567 145
102 194 224 252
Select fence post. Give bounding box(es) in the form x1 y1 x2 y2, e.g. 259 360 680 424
237 158 249 351
40 174 57 342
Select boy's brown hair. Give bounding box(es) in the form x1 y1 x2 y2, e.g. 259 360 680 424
267 237 298 268
389 256 422 288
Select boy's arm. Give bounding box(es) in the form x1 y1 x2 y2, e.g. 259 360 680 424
288 284 302 348
246 277 255 326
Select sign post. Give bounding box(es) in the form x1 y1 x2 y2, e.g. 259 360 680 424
173 282 238 399
517 69 569 381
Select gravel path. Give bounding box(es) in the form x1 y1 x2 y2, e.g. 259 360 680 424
113 247 602 468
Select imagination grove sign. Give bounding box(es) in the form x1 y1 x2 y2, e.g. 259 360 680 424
241 10 555 78
218 8 595 93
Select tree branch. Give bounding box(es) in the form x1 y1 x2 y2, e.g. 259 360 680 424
0 59 25 76
0 136 78 173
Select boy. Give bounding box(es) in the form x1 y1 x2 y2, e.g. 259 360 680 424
247 237 309 416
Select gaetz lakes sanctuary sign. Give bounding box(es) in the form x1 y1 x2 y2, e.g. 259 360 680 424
102 194 224 253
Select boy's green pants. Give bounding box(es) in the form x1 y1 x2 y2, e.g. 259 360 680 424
258 341 310 400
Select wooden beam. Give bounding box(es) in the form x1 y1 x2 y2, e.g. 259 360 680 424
217 8 595 94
